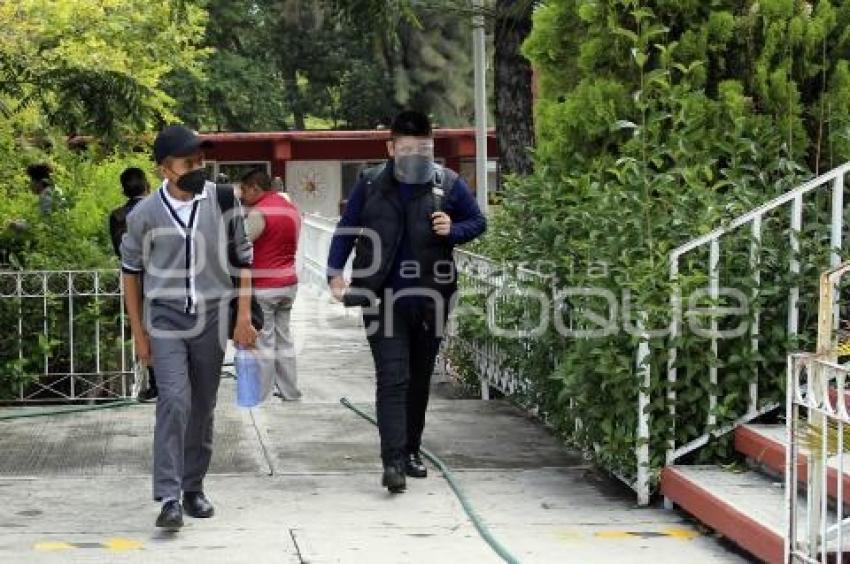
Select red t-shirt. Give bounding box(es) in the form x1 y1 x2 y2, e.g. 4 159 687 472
251 192 300 288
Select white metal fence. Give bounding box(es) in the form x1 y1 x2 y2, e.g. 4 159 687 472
441 249 554 400
665 164 850 475
786 353 850 563
298 214 349 289
786 260 850 563
0 269 135 403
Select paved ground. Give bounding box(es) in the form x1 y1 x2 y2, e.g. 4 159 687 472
0 289 751 563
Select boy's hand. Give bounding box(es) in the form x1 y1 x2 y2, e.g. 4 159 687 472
134 331 152 365
432 212 451 237
330 276 348 302
233 319 258 349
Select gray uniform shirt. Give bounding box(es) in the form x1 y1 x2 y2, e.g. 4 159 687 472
120 181 253 314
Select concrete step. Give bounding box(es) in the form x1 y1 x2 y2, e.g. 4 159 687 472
736 423 850 504
661 465 850 564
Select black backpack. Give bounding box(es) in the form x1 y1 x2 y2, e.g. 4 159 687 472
214 184 264 336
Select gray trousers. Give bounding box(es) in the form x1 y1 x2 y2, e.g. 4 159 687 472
255 285 300 400
148 303 225 501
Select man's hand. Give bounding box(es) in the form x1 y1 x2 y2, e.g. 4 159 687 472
134 331 152 365
432 211 452 237
330 276 348 302
233 318 258 349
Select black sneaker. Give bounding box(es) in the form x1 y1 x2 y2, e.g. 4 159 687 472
381 463 407 494
155 500 183 531
138 387 158 403
405 452 427 478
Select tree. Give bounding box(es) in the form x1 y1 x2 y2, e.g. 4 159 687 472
165 0 291 132
494 0 535 175
0 0 208 141
327 0 536 167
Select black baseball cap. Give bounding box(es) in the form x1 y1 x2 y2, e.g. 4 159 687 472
153 125 212 164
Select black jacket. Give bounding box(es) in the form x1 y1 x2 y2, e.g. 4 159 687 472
108 196 144 259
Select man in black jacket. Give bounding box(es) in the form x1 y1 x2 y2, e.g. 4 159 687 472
327 111 487 493
108 167 157 402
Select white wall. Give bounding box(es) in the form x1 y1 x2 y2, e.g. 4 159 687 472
285 161 342 218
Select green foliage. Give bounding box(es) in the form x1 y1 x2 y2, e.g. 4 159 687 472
166 0 477 131
0 119 152 399
0 0 208 141
460 0 850 488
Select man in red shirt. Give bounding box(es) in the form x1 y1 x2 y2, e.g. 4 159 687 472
239 169 302 401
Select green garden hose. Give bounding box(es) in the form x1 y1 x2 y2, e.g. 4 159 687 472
339 396 521 564
0 399 139 421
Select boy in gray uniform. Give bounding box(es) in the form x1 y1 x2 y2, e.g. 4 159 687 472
121 125 257 531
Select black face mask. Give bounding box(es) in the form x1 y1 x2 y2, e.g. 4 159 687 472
175 168 207 194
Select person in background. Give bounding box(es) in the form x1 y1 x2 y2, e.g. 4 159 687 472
240 168 302 401
26 163 65 215
109 167 158 402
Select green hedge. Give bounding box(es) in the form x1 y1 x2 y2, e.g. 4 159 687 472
456 0 850 489
0 118 154 399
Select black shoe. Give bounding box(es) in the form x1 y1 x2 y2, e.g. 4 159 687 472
138 387 158 403
405 452 427 478
182 491 215 518
155 500 183 531
381 463 407 494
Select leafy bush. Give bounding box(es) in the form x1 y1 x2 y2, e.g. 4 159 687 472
456 0 850 489
0 115 154 399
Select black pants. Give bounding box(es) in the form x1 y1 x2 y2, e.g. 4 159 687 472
364 300 443 466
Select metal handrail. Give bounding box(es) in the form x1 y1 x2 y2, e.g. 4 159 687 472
665 162 848 483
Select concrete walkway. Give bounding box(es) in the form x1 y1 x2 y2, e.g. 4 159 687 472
0 290 748 563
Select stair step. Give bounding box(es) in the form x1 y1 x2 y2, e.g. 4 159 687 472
736 423 850 503
661 466 786 563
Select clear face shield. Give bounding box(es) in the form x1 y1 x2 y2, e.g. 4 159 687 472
393 138 435 184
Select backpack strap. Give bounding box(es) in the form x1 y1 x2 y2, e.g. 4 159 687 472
215 183 236 240
431 165 457 212
214 183 241 284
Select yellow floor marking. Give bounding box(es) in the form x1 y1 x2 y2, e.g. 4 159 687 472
592 528 702 540
661 528 700 540
103 538 144 551
34 541 74 551
595 531 636 539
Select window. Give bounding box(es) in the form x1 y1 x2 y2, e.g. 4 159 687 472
203 161 271 184
340 161 384 200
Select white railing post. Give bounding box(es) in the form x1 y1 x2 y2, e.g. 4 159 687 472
67 272 75 399
665 256 680 509
636 313 651 507
708 238 720 430
831 173 844 333
784 354 796 564
749 216 762 417
16 272 24 401
788 194 802 340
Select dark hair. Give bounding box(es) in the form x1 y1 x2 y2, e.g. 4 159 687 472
26 163 53 182
241 168 272 191
390 110 432 138
119 167 148 199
